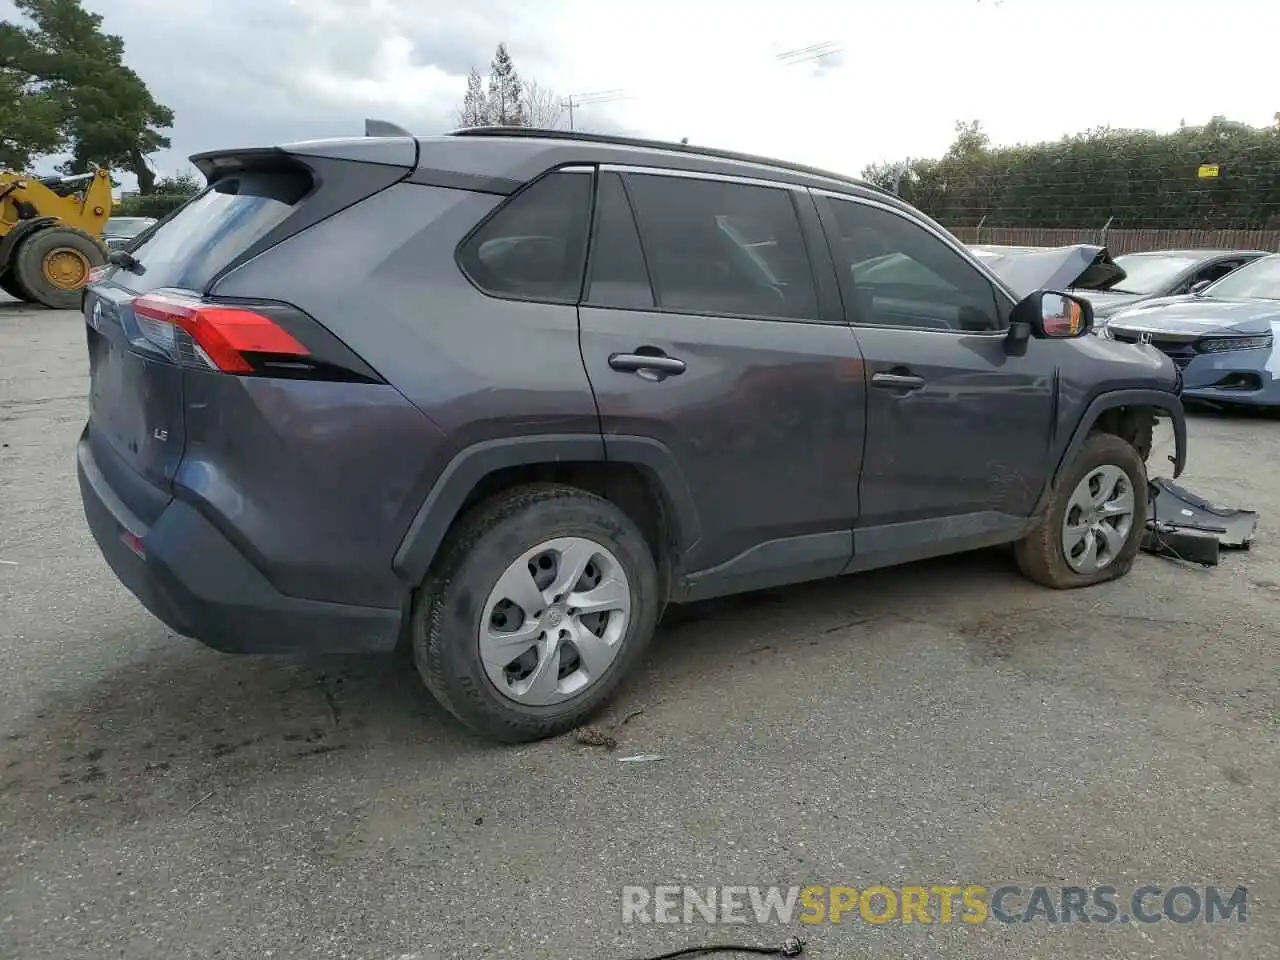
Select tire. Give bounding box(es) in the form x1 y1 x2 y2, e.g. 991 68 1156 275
1015 432 1149 589
0 270 33 302
412 482 661 743
12 226 106 310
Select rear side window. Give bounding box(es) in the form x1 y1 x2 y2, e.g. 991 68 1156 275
585 172 654 309
459 170 593 303
114 169 310 295
623 174 819 321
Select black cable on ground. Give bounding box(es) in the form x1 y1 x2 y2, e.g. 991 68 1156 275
626 936 805 959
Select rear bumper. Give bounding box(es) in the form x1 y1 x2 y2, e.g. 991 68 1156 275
77 434 403 654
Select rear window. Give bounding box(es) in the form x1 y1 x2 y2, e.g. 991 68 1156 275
113 169 310 294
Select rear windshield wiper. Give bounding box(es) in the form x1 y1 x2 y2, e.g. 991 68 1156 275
107 249 144 275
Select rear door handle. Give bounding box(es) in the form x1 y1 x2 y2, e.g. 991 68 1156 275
608 352 687 376
871 372 926 391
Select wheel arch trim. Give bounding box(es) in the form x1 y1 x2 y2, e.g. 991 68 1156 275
1038 389 1186 514
392 433 701 586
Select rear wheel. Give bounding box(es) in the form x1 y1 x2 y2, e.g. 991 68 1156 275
12 226 106 309
0 269 33 302
412 483 660 743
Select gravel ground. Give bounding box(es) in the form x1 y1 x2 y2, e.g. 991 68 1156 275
1 299 1277 960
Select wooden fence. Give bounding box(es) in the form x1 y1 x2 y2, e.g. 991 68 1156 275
945 226 1280 255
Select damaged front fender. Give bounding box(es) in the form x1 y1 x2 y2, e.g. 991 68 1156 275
1037 389 1187 516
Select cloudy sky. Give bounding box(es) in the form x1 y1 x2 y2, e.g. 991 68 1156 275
8 0 1279 188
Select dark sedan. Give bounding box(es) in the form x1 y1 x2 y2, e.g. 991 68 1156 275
1076 248 1267 320
969 245 1266 322
100 216 157 252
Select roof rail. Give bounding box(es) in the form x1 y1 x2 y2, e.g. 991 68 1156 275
447 125 883 194
365 118 413 138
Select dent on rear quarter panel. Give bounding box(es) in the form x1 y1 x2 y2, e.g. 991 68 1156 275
213 182 604 447
177 370 447 608
208 183 603 601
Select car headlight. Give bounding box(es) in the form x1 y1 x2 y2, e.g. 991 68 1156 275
1195 333 1273 353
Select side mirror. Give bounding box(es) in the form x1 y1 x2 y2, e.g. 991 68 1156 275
1007 291 1093 355
1190 280 1212 296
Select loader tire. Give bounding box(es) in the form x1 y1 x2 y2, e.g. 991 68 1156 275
12 226 106 310
0 270 34 302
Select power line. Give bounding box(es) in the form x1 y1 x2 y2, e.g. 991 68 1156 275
560 89 628 131
775 41 844 66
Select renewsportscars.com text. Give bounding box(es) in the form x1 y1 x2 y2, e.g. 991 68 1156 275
621 884 1249 925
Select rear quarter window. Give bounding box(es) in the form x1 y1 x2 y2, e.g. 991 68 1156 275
113 169 311 295
457 170 594 303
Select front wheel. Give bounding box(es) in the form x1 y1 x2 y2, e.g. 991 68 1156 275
412 483 660 743
1015 432 1149 589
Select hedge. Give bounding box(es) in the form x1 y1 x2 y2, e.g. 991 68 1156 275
865 117 1280 232
112 193 192 220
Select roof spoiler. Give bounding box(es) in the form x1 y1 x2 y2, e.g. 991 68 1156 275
365 118 413 138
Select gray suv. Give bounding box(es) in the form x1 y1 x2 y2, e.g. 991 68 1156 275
77 127 1188 742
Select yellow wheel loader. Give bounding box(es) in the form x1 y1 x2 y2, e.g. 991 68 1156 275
0 166 112 309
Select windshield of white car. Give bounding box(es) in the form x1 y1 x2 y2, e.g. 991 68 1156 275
1202 255 1280 299
1105 253 1201 295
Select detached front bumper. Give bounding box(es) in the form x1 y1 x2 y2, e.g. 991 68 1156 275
77 434 403 655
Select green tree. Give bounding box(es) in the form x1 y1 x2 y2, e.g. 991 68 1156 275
485 43 524 126
454 45 564 129
456 66 488 128
870 116 1280 231
0 0 173 191
0 67 63 168
153 170 200 196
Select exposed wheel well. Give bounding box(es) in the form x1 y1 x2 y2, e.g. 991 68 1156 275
451 460 679 599
1090 404 1157 462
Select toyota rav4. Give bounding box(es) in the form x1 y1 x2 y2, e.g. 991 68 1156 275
77 126 1188 742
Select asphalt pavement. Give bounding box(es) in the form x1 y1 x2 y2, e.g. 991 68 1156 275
2 299 1277 959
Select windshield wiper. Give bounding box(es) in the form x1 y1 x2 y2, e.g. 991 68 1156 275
107 249 144 275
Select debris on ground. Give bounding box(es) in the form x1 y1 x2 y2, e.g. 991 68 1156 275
575 726 618 750
617 754 665 764
627 935 804 958
1141 478 1259 567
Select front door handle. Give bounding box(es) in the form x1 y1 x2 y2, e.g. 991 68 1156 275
871 371 926 391
608 352 687 376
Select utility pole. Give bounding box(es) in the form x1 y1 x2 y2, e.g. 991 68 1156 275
891 159 912 196
560 90 628 131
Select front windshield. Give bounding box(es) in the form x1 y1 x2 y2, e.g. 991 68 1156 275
1106 253 1201 295
1203 255 1280 299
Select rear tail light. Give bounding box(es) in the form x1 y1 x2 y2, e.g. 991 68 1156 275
132 293 309 374
120 292 383 384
